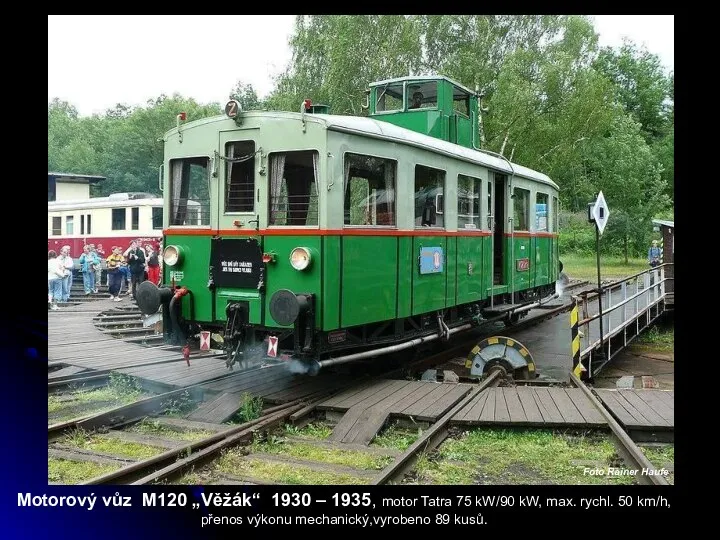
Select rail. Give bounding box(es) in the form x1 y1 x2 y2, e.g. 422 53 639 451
570 373 669 486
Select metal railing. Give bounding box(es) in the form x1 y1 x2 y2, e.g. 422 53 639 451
573 263 673 378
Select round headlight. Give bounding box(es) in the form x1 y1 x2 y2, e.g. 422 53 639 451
163 245 182 267
289 247 312 271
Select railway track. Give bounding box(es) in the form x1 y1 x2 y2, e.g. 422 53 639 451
372 372 670 486
51 277 671 486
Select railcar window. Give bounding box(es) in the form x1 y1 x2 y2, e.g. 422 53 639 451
131 207 139 230
536 192 549 231
552 196 559 233
152 207 163 229
513 187 530 231
66 216 74 235
415 165 445 228
344 153 396 226
458 174 481 229
51 217 61 236
268 150 319 226
112 209 126 231
225 141 255 212
487 181 492 229
375 83 404 112
170 157 211 226
87 214 92 235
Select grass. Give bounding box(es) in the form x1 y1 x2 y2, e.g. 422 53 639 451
414 428 635 485
48 373 148 423
372 422 422 451
62 428 165 460
251 436 393 470
214 449 368 485
128 418 214 442
634 325 674 353
283 422 333 439
561 254 648 282
640 444 674 485
225 393 264 424
48 458 121 484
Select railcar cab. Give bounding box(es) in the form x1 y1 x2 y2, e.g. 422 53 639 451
367 75 481 149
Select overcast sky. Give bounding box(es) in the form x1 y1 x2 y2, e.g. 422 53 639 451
48 15 674 118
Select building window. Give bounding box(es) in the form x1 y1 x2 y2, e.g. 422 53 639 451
152 207 163 229
169 157 211 226
458 174 481 229
52 217 61 236
131 207 139 230
344 153 396 226
225 141 255 212
66 216 74 235
536 192 549 232
112 208 126 230
268 150 319 226
415 165 445 228
513 187 530 231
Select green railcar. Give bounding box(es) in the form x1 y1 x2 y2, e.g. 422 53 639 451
137 75 562 375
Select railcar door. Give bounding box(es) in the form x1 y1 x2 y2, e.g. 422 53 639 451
211 131 265 325
217 133 261 232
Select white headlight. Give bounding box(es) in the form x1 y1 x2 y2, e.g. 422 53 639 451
163 245 181 266
289 247 312 270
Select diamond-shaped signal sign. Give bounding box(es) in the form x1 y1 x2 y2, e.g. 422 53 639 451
592 191 610 235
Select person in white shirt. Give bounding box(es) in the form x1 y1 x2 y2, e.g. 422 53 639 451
48 250 64 310
58 245 74 303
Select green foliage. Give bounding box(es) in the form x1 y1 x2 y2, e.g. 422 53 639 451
593 40 672 141
48 15 673 257
227 393 263 424
48 94 221 197
161 390 196 417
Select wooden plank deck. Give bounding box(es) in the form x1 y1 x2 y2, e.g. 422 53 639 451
317 379 474 445
451 387 607 427
595 389 673 430
47 299 237 391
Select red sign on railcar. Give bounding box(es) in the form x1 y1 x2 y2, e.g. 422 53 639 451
516 258 530 271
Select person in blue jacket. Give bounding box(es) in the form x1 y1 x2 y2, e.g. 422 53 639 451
648 240 661 267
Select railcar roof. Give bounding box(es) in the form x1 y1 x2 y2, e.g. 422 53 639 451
369 75 477 96
316 114 558 189
166 112 559 189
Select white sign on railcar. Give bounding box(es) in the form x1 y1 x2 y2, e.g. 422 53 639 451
592 191 610 235
200 331 211 350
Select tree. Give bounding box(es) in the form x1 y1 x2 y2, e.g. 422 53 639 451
593 40 672 142
229 81 263 110
582 114 670 261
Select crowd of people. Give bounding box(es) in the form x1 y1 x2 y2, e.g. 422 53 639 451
48 240 162 310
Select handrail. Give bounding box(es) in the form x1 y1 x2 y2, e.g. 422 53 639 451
578 275 669 326
576 262 673 299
